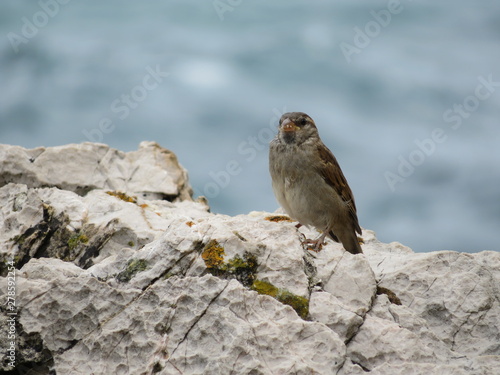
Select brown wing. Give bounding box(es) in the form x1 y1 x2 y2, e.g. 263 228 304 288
316 143 362 234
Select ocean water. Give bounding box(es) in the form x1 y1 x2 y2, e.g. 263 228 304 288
1 0 499 253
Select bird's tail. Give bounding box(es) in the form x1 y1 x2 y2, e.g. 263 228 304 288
340 232 363 254
328 230 339 243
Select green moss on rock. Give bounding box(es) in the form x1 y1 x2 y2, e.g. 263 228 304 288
116 259 148 282
202 239 258 287
199 240 308 319
251 280 309 319
67 233 89 251
220 253 258 287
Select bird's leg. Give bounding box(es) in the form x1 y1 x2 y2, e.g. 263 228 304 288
296 223 326 252
313 231 328 252
303 232 328 252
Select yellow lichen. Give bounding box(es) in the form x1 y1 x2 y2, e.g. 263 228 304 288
185 221 195 227
106 191 137 204
264 215 293 223
202 240 225 269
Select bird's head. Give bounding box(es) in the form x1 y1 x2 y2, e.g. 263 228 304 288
278 112 319 145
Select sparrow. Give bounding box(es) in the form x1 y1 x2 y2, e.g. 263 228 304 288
269 112 362 254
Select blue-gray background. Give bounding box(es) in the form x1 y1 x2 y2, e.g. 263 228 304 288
1 0 499 252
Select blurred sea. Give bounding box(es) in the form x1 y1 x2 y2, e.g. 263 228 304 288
1 0 499 253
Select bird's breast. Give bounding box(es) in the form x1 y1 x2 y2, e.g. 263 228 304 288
269 141 345 228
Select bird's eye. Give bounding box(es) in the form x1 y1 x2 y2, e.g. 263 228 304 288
299 118 307 126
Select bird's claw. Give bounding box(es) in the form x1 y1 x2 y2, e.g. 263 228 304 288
302 238 324 252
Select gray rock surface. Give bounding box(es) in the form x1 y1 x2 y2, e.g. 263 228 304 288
0 143 499 374
0 141 192 201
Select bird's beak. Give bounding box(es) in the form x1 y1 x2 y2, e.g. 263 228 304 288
281 119 298 132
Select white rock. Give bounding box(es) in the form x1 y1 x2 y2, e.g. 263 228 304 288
368 248 500 357
348 314 436 368
16 259 346 374
315 248 377 316
0 143 499 375
0 183 210 270
0 142 192 200
309 290 364 342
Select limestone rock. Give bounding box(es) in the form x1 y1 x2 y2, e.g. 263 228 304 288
365 242 500 357
0 143 499 375
0 183 209 273
17 259 346 374
309 290 364 343
0 141 192 201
